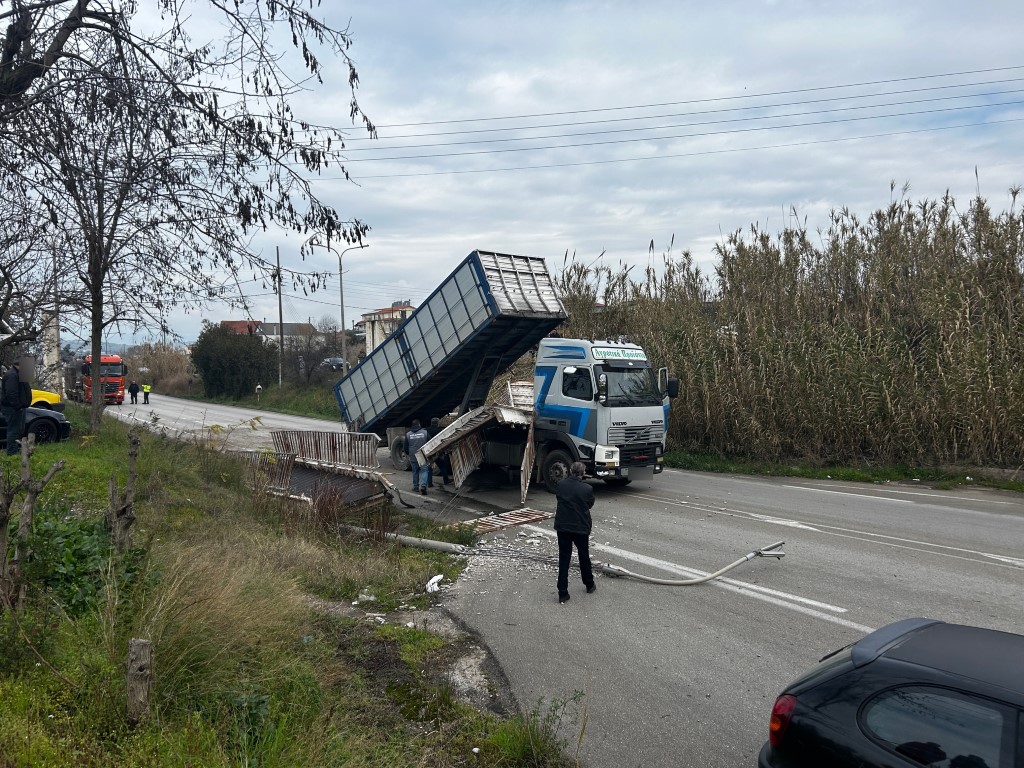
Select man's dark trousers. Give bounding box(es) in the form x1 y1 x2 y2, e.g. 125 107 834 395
3 405 24 455
556 530 594 596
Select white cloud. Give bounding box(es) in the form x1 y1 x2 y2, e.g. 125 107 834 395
115 0 1023 345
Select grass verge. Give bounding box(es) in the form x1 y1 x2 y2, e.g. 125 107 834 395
0 408 579 767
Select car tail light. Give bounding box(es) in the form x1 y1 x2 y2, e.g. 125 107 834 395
768 694 797 747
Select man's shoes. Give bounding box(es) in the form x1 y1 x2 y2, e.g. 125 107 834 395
412 487 420 493
420 487 427 495
586 584 597 594
558 593 570 604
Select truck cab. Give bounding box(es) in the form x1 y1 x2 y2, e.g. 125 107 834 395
529 338 677 489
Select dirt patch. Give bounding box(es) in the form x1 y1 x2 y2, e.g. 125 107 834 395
306 595 516 716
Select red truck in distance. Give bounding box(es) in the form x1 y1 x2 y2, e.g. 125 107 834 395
70 354 129 405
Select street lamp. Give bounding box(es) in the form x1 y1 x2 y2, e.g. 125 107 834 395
336 243 368 372
306 239 368 373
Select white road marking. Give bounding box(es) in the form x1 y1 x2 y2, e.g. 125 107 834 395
782 485 913 503
744 513 820 531
632 492 1024 570
816 484 1016 505
521 524 875 634
978 553 1024 567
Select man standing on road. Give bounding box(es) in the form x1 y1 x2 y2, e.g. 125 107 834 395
128 381 140 405
404 419 431 495
554 461 596 604
1 360 31 455
142 383 151 404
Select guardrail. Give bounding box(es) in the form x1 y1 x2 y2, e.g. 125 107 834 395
233 450 297 495
270 430 382 469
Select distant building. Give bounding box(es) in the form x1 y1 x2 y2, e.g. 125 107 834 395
219 320 318 348
220 320 264 336
360 301 414 352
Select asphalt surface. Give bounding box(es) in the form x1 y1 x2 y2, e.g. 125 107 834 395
108 396 1024 767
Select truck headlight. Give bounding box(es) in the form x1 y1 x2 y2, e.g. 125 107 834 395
595 445 619 466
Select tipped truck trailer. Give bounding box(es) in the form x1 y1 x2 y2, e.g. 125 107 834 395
333 249 677 496
333 249 567 448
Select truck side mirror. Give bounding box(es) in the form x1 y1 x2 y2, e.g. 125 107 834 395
597 372 607 404
667 376 679 399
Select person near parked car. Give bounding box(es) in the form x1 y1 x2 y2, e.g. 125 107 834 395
2 360 32 455
404 419 431 495
553 461 597 604
142 383 151 404
128 381 140 404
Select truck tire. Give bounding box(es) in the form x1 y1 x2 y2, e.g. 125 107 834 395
391 437 410 471
603 477 632 487
542 449 573 493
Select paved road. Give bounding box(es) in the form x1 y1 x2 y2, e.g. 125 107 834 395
109 395 347 450
109 396 1024 767
448 471 1024 767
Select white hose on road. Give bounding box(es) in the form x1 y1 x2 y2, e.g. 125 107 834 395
595 540 786 585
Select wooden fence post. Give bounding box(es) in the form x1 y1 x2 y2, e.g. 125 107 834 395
126 638 153 725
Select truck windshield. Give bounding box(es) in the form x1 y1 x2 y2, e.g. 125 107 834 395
83 364 125 377
599 365 661 406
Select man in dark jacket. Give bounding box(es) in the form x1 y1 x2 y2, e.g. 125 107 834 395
553 461 596 604
404 419 431 495
2 360 31 455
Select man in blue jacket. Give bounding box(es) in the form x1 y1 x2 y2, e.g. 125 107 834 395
553 461 597 604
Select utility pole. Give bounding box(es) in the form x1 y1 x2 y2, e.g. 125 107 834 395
276 246 284 386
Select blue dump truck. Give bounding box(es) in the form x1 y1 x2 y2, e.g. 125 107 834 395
333 250 677 497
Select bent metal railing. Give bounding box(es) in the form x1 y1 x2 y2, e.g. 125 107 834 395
270 430 382 470
234 450 297 495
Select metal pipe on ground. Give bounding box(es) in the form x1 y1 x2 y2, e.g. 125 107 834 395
338 524 471 555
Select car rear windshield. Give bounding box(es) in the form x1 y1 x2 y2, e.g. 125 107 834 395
784 645 854 692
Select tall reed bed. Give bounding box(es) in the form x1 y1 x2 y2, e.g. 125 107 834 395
557 190 1024 467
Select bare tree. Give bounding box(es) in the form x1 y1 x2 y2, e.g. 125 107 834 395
1 3 373 430
0 172 60 355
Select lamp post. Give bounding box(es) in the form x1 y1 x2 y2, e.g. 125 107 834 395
335 243 368 373
305 239 368 372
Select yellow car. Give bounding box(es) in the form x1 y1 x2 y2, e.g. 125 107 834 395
30 388 65 413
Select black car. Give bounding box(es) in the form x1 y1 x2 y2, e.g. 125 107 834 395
1 406 73 445
759 618 1024 768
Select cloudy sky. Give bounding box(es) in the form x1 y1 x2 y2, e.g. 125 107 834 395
146 0 1024 343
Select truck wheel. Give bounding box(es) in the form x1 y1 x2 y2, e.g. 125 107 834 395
542 449 573 493
603 477 632 487
390 437 410 471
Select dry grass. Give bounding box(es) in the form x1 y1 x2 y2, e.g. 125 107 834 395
556 190 1024 468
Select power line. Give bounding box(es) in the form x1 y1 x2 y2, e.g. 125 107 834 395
371 64 1024 128
350 77 1024 142
340 99 1024 163
351 117 1024 179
